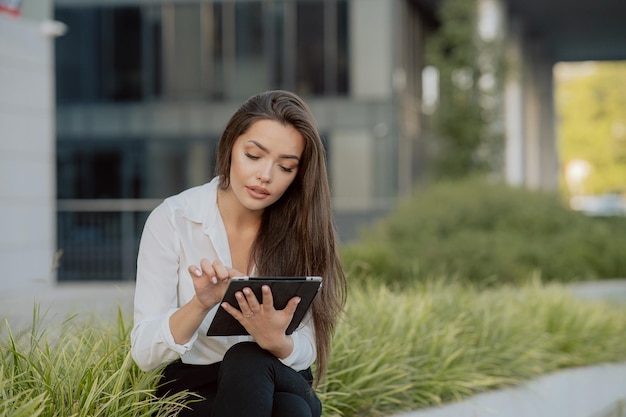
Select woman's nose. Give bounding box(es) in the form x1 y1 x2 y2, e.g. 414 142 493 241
257 162 272 183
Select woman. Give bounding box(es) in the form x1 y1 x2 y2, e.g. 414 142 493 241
131 90 347 417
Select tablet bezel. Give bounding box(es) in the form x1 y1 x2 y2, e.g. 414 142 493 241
206 276 322 336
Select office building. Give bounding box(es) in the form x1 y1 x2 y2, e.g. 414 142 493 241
54 0 434 280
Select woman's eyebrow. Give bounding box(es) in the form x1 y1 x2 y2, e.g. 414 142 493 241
248 140 300 161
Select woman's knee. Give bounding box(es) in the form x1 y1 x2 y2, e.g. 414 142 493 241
272 392 313 417
222 342 274 367
219 342 279 384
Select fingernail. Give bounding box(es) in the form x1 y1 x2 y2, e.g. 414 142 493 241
296 297 301 304
212 276 218 284
195 268 202 277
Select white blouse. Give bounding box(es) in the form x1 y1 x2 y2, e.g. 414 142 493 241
130 177 316 372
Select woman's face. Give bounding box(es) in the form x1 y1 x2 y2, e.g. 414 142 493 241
227 119 305 213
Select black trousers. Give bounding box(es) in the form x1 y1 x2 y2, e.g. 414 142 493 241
156 342 322 417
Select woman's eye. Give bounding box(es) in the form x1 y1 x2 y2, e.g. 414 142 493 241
279 165 294 173
245 152 260 160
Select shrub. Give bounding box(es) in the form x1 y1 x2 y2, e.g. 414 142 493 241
342 178 626 286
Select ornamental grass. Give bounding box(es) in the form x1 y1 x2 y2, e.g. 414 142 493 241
3 279 626 417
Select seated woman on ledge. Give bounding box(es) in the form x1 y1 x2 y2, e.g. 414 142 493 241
130 90 347 417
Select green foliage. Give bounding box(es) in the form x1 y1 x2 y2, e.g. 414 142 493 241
3 283 626 417
0 307 197 417
556 61 626 195
425 0 505 178
318 280 626 416
343 178 626 286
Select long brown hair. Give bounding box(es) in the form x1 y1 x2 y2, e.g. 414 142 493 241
215 90 347 385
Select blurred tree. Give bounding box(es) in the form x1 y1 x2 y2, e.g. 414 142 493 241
425 0 505 179
556 61 626 195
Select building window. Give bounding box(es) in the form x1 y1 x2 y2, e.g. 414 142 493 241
296 2 325 94
57 137 217 200
56 137 217 282
107 8 143 100
283 0 349 96
234 2 267 96
55 6 144 102
158 3 228 99
162 4 203 98
55 1 349 103
55 7 101 102
336 0 349 94
57 140 145 199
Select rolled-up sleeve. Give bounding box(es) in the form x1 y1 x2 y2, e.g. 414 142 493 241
131 203 190 372
278 311 316 371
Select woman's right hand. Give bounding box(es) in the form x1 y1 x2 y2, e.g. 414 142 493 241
169 259 243 345
187 259 243 310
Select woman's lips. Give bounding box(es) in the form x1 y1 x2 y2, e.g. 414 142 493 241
246 185 270 199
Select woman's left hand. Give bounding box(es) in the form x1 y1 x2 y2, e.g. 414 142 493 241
220 285 300 359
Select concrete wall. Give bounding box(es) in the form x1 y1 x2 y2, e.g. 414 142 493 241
20 1 52 21
349 0 393 99
330 129 375 210
0 14 56 292
503 17 525 187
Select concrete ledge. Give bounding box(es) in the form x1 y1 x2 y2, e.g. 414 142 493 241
390 362 626 417
1 282 135 332
569 279 626 304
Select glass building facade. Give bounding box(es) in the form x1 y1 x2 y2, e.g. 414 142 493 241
54 0 430 281
55 2 348 105
55 1 350 203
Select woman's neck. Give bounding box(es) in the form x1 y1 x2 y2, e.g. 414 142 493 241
216 187 263 229
217 187 262 274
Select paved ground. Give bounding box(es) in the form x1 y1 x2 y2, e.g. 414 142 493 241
1 281 136 334
567 278 626 304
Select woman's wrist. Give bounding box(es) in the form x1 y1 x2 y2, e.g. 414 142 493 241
266 335 294 360
191 294 216 312
170 296 214 345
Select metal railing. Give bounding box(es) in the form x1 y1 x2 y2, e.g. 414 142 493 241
56 199 161 281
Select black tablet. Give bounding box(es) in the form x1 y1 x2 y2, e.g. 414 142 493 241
206 276 322 336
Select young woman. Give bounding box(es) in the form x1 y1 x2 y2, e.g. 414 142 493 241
131 90 347 417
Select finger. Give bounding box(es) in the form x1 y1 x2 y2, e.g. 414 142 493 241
283 296 301 318
243 287 261 311
189 263 219 284
261 285 275 311
212 259 230 280
234 291 258 319
200 258 217 283
188 264 203 278
221 302 244 321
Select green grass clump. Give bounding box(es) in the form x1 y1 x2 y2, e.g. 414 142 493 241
318 280 626 416
0 308 195 417
343 178 626 286
3 282 625 417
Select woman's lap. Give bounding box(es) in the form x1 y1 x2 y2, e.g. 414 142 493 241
156 342 321 417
